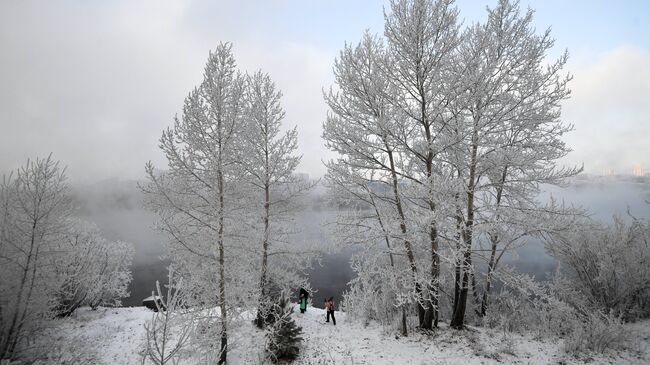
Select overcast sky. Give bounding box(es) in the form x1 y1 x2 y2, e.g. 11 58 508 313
1 0 649 183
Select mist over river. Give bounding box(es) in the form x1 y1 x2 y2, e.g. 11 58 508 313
72 175 650 308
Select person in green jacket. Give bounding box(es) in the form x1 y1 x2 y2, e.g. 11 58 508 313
298 288 308 313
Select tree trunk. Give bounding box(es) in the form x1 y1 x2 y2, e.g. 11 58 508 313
422 142 438 330
451 249 472 329
217 168 228 364
480 166 507 317
370 189 407 337
451 121 479 329
425 218 439 329
421 106 439 330
1 217 38 359
480 237 498 317
452 191 464 326
387 147 422 330
401 306 408 337
256 182 270 328
453 255 461 316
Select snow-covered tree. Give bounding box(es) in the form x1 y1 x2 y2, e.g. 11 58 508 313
0 156 135 361
143 42 252 364
323 31 418 335
382 0 461 329
325 0 580 332
265 292 303 363
0 156 73 359
447 0 579 328
326 0 462 330
238 70 312 328
144 41 319 361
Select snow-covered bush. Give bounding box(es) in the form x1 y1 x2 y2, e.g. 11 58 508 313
547 215 650 321
481 267 637 355
143 272 193 365
483 288 534 333
481 269 574 337
482 215 650 355
562 311 631 355
342 270 392 326
341 249 412 332
52 219 133 317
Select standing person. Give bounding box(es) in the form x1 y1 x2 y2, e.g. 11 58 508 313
298 288 308 314
325 297 336 325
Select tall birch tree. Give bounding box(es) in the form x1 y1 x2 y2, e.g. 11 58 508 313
143 42 245 364
238 70 306 328
383 0 461 329
324 32 416 335
325 0 580 332
448 0 579 328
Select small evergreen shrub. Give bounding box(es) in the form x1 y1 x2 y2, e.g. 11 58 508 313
266 294 303 363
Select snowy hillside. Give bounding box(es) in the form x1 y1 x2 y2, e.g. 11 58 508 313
46 306 649 365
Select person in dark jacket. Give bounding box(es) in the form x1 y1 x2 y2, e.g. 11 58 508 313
298 288 308 313
325 296 336 325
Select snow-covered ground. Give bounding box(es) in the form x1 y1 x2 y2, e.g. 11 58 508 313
49 306 650 364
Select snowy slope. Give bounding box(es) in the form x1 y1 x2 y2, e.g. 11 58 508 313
51 306 649 365
53 307 152 364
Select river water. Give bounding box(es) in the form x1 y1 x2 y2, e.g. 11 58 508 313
74 176 650 308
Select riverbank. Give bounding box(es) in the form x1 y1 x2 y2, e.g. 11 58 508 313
32 306 650 364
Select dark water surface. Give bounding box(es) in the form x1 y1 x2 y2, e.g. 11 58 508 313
74 177 650 308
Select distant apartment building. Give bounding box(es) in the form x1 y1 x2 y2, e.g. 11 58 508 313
633 164 645 177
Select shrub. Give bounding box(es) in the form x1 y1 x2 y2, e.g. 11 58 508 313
563 311 631 355
547 215 650 322
266 294 303 363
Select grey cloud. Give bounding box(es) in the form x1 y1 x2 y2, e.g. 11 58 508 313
562 46 650 174
0 0 338 182
2 1 648 182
